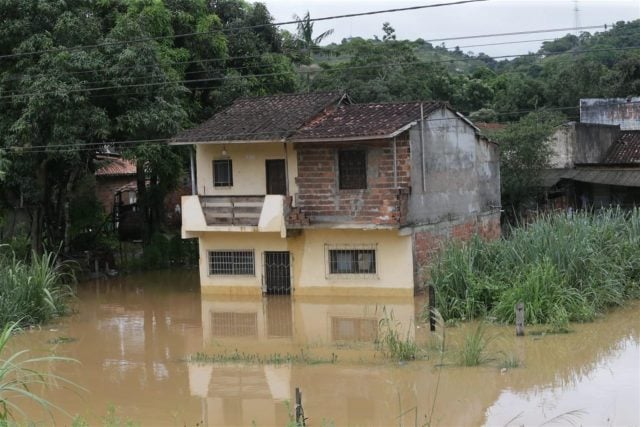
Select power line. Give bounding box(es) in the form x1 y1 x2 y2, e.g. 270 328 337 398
3 42 640 101
426 24 605 43
1 21 629 91
0 0 488 60
0 103 595 154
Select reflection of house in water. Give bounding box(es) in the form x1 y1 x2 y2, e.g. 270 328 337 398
190 295 415 426
199 296 414 346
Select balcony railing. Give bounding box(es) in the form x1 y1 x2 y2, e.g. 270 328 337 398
199 196 265 226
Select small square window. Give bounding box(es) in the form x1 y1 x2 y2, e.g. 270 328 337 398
339 150 366 189
213 159 233 187
208 250 255 275
328 249 376 274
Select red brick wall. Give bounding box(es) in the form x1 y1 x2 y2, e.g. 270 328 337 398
294 137 411 225
95 176 136 213
413 212 501 286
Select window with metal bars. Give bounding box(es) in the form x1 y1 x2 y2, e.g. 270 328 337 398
208 250 255 275
338 150 367 189
213 159 233 187
328 249 376 274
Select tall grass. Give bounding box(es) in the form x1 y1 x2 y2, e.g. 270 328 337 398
429 208 640 324
0 250 75 328
376 309 421 361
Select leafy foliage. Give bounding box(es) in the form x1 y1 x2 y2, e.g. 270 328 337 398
429 208 640 324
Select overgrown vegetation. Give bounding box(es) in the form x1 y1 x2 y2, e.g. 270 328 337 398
430 208 640 324
0 250 75 328
456 322 493 367
376 309 423 361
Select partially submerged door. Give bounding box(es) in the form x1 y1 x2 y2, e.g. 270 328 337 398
266 159 287 195
264 251 291 295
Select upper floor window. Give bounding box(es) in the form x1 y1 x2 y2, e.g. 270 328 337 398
213 159 233 187
339 150 366 189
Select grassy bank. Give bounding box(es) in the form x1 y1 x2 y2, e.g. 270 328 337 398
429 208 640 324
0 250 75 328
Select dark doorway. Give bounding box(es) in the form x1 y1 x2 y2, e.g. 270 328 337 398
264 251 291 295
266 159 287 195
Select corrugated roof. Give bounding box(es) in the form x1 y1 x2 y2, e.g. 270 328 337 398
95 157 137 177
291 101 444 141
604 131 640 164
541 167 640 187
171 92 345 143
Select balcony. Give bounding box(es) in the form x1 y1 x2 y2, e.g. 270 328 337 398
181 195 286 237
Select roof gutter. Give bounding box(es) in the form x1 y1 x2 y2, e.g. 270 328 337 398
169 138 286 146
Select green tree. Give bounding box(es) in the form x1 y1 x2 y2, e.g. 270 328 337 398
493 111 565 210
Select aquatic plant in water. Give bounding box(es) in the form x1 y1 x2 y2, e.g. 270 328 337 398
0 322 80 423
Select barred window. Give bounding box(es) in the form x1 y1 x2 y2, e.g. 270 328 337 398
339 150 366 189
213 159 233 187
328 249 376 274
208 250 254 275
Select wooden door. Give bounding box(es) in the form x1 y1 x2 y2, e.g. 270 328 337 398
266 159 287 195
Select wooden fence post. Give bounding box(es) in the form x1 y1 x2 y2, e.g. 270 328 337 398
428 285 436 332
295 387 305 426
515 302 525 336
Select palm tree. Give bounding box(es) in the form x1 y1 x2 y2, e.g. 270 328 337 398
293 11 334 61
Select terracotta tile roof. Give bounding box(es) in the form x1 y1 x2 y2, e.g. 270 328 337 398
291 101 444 140
604 131 640 164
171 92 344 143
95 157 137 177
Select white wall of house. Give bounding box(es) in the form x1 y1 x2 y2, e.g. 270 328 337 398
195 142 298 196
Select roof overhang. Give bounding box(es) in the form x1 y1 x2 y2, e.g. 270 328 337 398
289 122 417 143
541 167 640 188
169 138 286 146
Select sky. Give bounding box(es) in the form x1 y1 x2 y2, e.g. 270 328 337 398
260 0 640 56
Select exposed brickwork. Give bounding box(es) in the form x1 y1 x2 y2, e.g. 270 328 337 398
95 176 136 213
412 212 501 287
293 136 411 225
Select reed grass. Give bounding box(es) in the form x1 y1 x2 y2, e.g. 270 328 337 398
376 309 423 361
456 322 494 366
429 208 640 324
0 250 75 328
188 349 338 365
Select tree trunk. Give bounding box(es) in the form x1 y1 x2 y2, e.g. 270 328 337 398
136 160 150 243
62 169 78 255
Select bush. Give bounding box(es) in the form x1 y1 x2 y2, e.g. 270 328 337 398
0 250 75 328
429 208 640 324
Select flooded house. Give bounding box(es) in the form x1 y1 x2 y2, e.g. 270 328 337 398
543 97 640 209
170 92 501 296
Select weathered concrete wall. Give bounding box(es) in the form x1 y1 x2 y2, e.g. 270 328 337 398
581 98 640 130
406 107 501 226
294 138 411 225
574 123 620 164
549 123 577 168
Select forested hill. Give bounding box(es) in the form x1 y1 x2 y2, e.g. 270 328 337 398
308 20 640 121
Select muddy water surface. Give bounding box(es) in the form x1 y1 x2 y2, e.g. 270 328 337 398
9 270 640 426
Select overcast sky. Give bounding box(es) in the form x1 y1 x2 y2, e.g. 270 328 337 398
260 0 640 56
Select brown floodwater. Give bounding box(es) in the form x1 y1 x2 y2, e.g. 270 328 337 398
7 270 640 426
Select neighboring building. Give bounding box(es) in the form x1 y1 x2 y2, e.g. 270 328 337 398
95 155 137 213
171 92 501 296
580 97 640 130
544 106 640 208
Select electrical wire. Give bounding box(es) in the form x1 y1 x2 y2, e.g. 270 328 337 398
0 0 489 60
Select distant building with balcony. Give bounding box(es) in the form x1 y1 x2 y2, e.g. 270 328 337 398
170 92 501 296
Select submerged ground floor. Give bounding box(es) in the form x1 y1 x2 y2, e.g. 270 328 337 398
189 212 501 297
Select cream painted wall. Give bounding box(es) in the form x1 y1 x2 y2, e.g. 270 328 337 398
195 229 414 296
196 142 297 197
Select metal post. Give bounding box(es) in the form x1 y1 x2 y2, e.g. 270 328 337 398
515 302 525 336
392 136 398 188
428 285 436 332
190 146 196 195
